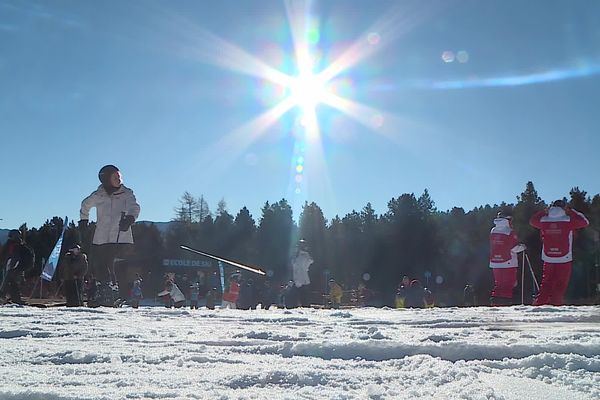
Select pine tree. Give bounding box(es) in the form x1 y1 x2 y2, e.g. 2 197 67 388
173 192 199 223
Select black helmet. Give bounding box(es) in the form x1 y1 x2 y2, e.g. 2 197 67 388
497 210 512 219
552 199 566 208
8 229 21 241
98 165 119 184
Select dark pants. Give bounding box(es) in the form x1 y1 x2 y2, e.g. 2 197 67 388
90 243 133 300
64 279 83 307
0 270 23 303
297 285 310 307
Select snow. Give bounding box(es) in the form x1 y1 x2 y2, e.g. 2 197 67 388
0 305 598 399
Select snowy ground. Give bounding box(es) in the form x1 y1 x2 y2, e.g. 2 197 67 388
0 305 599 400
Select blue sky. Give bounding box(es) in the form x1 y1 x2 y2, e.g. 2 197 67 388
1 0 599 229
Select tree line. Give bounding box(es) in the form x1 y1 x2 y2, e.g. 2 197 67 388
8 182 600 306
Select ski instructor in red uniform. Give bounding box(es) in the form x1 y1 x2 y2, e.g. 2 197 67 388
529 200 589 306
489 211 526 306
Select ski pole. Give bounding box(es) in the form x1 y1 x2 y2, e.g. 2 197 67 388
116 212 126 243
75 279 81 306
525 253 540 292
180 245 266 275
521 250 525 305
111 212 126 286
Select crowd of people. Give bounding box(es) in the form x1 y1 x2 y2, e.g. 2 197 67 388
0 165 592 309
156 272 330 310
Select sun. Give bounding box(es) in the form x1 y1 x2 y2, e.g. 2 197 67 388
289 72 328 116
188 0 420 201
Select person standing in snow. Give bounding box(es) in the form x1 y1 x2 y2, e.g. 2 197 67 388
130 274 143 308
221 274 240 309
59 244 88 307
463 284 476 307
328 279 343 309
79 165 140 306
530 200 589 306
404 279 427 308
259 280 277 310
291 239 314 307
205 287 216 310
0 229 33 305
282 280 297 309
237 277 258 310
395 275 410 308
189 281 200 309
489 211 526 306
159 276 185 308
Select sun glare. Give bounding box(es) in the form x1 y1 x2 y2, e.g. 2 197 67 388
191 0 422 202
289 73 328 115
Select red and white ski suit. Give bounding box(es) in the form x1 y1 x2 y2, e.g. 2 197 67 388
489 218 525 300
222 281 240 309
530 207 589 305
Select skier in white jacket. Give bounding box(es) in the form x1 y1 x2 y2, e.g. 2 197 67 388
291 239 313 307
79 165 140 305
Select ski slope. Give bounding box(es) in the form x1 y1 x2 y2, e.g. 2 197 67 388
0 305 598 399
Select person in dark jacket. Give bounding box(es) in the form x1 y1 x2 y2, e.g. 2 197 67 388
130 274 143 308
59 245 88 307
259 280 277 310
189 281 200 309
0 229 31 305
205 287 216 310
237 278 257 310
463 284 476 307
395 276 410 308
404 279 426 308
282 280 298 309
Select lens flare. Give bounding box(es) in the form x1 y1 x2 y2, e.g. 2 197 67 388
184 0 437 213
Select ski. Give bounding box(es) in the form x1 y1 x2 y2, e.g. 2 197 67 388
179 245 266 276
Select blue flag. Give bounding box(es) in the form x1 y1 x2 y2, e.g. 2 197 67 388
41 217 68 281
218 261 225 293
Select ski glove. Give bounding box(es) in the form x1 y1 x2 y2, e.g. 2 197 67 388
119 215 135 232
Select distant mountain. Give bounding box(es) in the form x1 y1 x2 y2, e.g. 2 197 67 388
137 221 175 236
0 229 8 245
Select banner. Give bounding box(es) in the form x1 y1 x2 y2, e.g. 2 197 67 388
218 261 225 293
41 217 68 281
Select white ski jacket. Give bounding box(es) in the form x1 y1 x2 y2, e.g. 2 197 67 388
292 250 313 287
169 283 186 303
80 185 140 245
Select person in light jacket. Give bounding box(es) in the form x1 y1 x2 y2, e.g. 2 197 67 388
291 239 313 307
79 164 140 305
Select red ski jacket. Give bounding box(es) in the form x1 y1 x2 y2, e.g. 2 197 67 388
530 207 589 263
489 218 525 268
222 281 240 303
